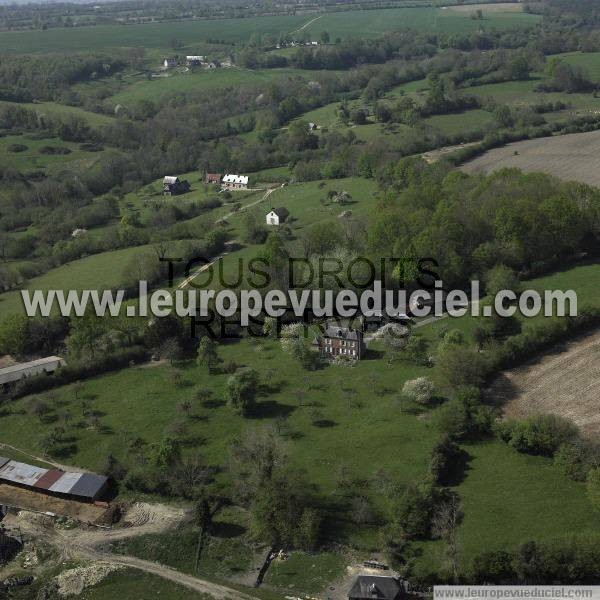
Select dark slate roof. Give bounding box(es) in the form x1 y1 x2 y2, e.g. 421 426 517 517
68 473 109 499
0 457 9 470
272 207 289 219
324 325 363 342
348 576 402 600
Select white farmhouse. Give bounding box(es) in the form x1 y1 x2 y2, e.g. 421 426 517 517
222 174 249 190
266 207 290 225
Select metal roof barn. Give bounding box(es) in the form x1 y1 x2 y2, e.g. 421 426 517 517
0 357 65 386
48 472 83 495
34 470 64 490
0 457 10 470
0 460 48 487
69 473 108 499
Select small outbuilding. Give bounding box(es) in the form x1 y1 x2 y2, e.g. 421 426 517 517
205 173 222 185
266 207 289 225
163 176 191 196
348 575 404 600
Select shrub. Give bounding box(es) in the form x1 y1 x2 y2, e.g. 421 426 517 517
498 414 578 456
402 377 436 405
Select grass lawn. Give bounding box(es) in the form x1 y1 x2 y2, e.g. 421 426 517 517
263 551 347 595
72 568 212 600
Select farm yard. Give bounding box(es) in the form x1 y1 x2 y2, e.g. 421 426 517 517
461 129 600 187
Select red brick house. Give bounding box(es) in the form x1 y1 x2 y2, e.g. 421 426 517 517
316 325 365 360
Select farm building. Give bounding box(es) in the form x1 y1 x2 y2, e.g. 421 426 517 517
316 325 365 359
207 61 220 69
71 228 88 238
308 122 318 131
186 55 205 66
163 176 191 196
0 457 108 503
266 207 289 225
0 357 65 392
348 575 404 600
162 57 177 68
222 174 248 190
205 173 222 185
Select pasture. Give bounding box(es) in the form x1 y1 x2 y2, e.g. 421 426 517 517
106 67 328 105
0 133 105 173
461 129 600 187
0 244 152 317
0 101 114 128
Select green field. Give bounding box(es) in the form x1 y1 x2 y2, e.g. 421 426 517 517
303 6 540 40
106 67 331 105
559 51 600 82
0 7 540 55
0 244 152 316
0 132 109 173
424 108 493 135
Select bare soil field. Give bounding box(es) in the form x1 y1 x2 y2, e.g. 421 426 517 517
0 483 108 523
487 329 600 437
461 130 600 187
445 3 523 12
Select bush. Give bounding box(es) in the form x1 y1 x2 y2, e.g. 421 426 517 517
497 414 578 456
402 377 436 405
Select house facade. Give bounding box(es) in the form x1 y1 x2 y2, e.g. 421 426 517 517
163 176 190 196
186 55 205 66
317 325 365 359
163 57 177 68
266 207 289 225
222 174 248 189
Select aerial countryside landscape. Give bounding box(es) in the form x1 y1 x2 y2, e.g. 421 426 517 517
0 0 599 598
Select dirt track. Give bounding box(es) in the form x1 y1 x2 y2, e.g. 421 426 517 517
6 502 260 600
487 329 600 437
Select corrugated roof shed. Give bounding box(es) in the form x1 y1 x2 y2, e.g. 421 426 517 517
34 470 64 490
0 457 10 470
